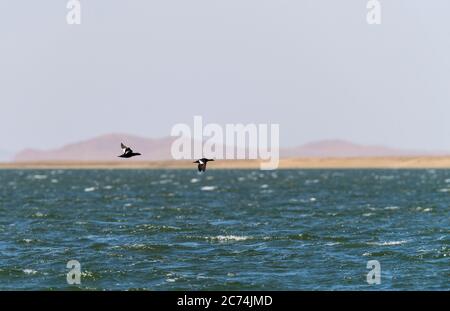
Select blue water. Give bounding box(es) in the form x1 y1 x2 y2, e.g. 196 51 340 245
0 169 448 290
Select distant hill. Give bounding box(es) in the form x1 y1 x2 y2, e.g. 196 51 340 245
280 139 438 158
14 134 176 162
12 135 447 162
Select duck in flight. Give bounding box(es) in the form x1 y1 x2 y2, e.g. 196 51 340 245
118 143 142 158
194 158 214 172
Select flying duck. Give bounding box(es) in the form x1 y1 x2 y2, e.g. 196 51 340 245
118 143 142 158
194 158 214 172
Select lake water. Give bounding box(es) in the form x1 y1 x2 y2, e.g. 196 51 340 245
0 169 448 290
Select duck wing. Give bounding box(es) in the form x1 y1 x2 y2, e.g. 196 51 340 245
121 143 133 155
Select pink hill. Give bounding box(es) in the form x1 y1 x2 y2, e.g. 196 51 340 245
13 135 445 162
14 134 176 162
280 139 426 158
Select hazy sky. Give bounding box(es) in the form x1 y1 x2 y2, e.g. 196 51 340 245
1 1 450 152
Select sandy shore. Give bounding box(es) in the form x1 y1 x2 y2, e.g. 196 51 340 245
2 157 450 169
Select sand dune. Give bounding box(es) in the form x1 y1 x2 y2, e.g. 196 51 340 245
14 133 176 162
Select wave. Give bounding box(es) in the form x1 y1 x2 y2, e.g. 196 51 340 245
416 207 433 212
115 243 172 251
23 269 38 275
29 175 47 180
206 235 250 242
134 224 181 233
32 212 46 218
384 206 400 210
438 188 450 192
367 240 409 246
201 186 217 191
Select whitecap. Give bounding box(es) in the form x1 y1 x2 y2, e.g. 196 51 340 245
31 175 47 180
84 187 96 192
305 179 319 185
190 178 199 183
81 271 94 278
367 240 408 246
384 206 400 210
201 186 216 191
260 184 269 189
207 235 250 242
23 269 37 275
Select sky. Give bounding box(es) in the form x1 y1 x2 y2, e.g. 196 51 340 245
1 0 450 152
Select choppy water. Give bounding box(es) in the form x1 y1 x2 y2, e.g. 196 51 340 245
0 169 448 290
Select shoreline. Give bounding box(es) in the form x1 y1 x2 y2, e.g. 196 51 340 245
3 157 450 169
